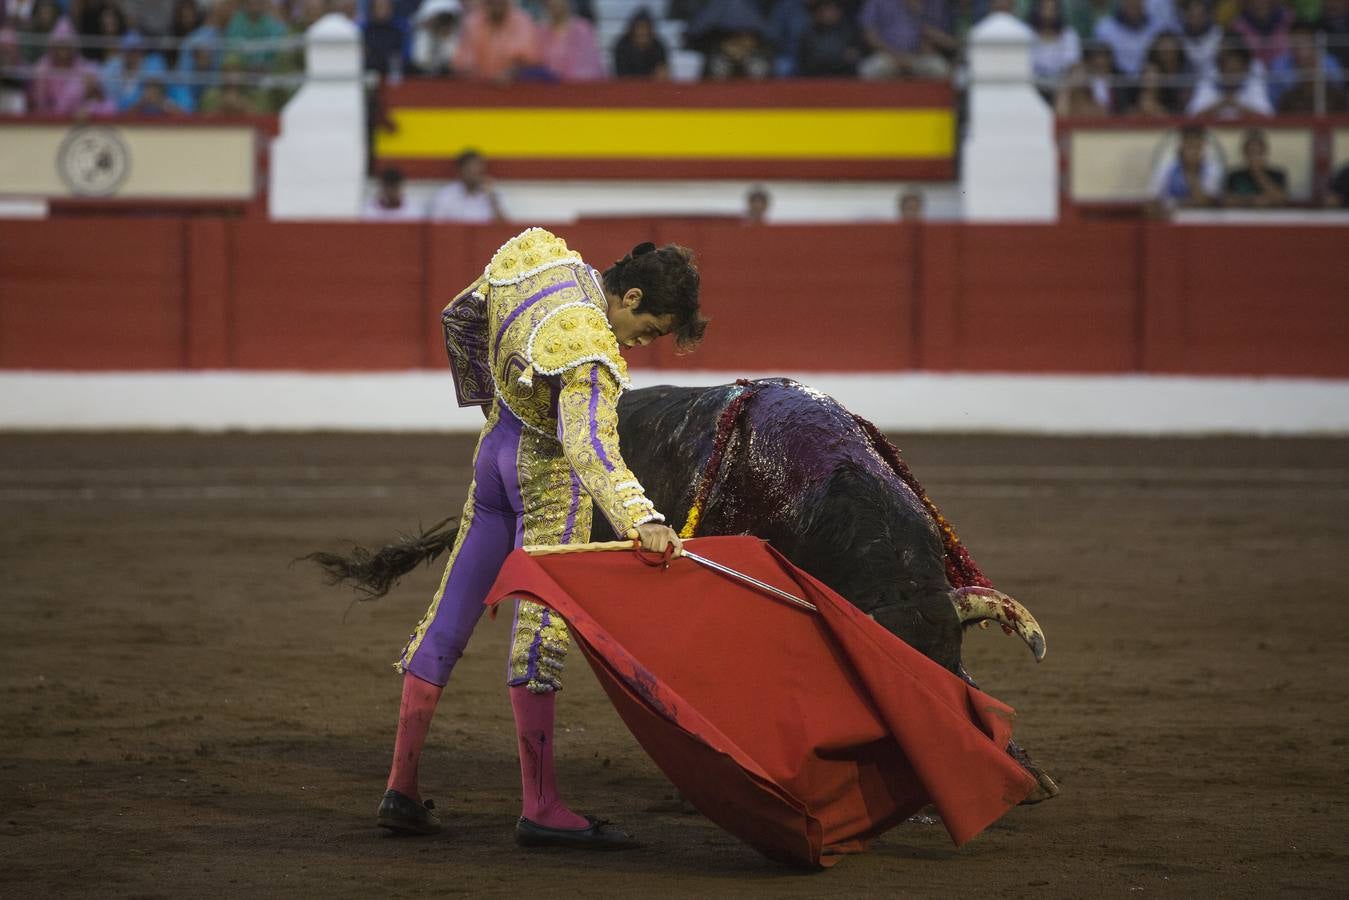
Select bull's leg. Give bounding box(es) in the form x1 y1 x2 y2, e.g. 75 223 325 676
956 664 1060 804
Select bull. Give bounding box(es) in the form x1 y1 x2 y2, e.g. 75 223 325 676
311 377 1057 799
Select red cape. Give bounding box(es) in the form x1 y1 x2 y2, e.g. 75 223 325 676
486 536 1035 868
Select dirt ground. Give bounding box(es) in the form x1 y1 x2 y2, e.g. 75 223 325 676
1 431 1347 898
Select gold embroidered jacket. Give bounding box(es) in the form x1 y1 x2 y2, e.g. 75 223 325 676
442 227 664 534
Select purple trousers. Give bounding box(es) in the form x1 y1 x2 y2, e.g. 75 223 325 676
398 403 589 691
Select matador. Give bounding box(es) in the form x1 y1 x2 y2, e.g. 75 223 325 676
377 227 707 849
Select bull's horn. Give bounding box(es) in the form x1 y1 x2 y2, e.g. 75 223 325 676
954 586 1046 662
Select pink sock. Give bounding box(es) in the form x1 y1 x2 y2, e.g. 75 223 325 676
386 673 443 802
510 685 588 830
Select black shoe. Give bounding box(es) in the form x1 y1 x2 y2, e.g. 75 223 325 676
377 789 442 835
514 815 642 851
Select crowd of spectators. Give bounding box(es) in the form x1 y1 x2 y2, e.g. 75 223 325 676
1 0 1345 110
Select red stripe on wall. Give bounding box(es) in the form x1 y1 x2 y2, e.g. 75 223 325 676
2 219 1346 378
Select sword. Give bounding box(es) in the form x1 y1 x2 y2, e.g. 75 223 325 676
523 538 818 613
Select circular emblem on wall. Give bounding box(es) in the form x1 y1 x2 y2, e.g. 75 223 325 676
57 126 131 197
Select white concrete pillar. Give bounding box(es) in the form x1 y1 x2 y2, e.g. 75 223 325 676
268 14 366 220
961 13 1058 222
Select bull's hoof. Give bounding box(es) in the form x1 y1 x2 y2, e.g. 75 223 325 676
1018 766 1061 805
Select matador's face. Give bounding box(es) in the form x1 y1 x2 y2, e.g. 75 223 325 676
605 289 675 349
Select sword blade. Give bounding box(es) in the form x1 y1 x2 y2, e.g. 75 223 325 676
680 550 817 613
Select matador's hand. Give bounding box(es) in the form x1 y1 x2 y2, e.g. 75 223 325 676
630 524 683 557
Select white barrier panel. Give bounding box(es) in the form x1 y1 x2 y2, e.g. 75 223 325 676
2 371 1348 435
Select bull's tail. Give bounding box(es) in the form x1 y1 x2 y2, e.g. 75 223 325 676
303 516 459 600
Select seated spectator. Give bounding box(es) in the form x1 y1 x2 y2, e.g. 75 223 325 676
411 0 462 76
1076 41 1122 111
1178 0 1220 74
128 76 182 113
540 0 605 81
101 31 170 111
168 37 215 111
74 70 117 115
0 26 27 113
362 0 410 75
768 0 812 76
82 3 129 63
1228 0 1289 68
429 149 506 222
199 54 262 114
797 0 866 76
1224 129 1286 207
744 185 770 224
454 0 543 82
1093 0 1164 75
1319 0 1349 71
1149 123 1223 208
898 188 924 219
857 0 954 79
1187 38 1272 116
1326 161 1349 207
30 17 101 114
1029 0 1081 88
130 0 177 36
1269 21 1346 111
227 0 289 70
20 0 60 63
1130 30 1192 113
364 167 425 220
1066 0 1113 42
168 0 204 67
1055 59 1112 113
612 8 669 78
703 29 773 79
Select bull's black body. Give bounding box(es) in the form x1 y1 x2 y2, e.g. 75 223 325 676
593 378 966 671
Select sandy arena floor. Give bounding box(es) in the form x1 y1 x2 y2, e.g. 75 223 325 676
1 432 1347 898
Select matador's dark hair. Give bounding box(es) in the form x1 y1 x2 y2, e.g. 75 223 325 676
601 242 708 351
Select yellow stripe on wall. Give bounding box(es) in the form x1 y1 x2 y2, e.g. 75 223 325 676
378 108 954 159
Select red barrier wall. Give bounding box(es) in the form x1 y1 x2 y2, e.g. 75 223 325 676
2 219 1346 378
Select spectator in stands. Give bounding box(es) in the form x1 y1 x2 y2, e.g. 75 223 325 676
797 0 866 76
31 17 101 113
1319 0 1349 70
129 0 178 36
768 0 812 76
170 35 217 111
1054 60 1111 112
744 185 770 223
20 0 59 62
858 0 955 79
1029 0 1081 87
199 53 261 113
1063 40 1121 111
128 75 183 113
364 166 426 219
362 0 410 75
1229 0 1289 68
1326 161 1349 206
411 0 461 75
102 31 170 111
0 26 27 113
1066 0 1112 42
74 69 117 114
1178 0 1220 74
898 188 924 219
1224 129 1286 206
454 0 543 81
540 0 605 80
168 0 203 67
184 0 230 71
703 29 773 78
429 149 506 222
1150 123 1223 208
1269 21 1346 111
612 8 669 78
1093 0 1164 75
227 0 289 69
1130 31 1192 113
1187 39 1273 116
80 3 129 63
